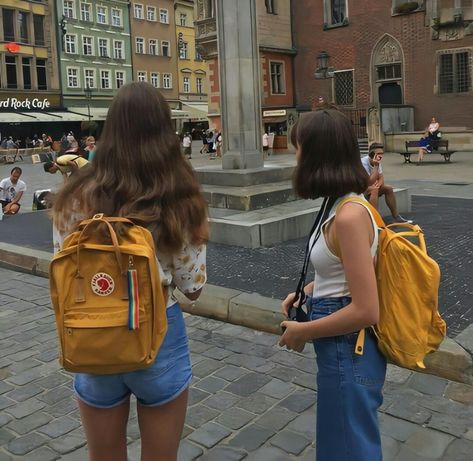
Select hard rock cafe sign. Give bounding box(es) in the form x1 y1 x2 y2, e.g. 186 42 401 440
0 97 51 110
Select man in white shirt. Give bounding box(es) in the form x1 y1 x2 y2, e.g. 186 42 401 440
182 133 192 159
0 167 26 215
361 143 412 223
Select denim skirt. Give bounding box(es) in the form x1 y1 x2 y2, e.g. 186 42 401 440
308 296 386 461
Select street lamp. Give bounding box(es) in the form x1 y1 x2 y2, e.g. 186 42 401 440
314 51 335 79
84 84 93 122
59 15 67 51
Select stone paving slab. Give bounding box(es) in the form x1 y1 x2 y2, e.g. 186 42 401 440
1 269 473 460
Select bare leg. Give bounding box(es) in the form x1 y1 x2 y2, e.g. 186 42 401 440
78 399 130 461
417 148 424 164
365 186 379 209
380 185 399 218
138 389 189 461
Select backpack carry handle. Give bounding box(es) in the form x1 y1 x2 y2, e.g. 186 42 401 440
76 214 125 277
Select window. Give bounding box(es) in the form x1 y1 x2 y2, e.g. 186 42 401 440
163 73 172 88
270 61 285 94
3 9 15 42
80 2 91 21
33 15 45 46
161 41 170 57
179 42 188 59
6 56 17 89
136 37 145 54
67 67 80 88
439 51 471 94
116 70 125 88
137 71 147 82
204 0 214 18
180 13 187 26
392 0 424 15
134 3 143 19
63 0 75 19
195 47 202 61
18 11 29 44
82 36 94 55
159 8 169 23
150 72 159 88
84 68 95 88
97 6 107 24
196 77 203 94
65 34 78 54
113 40 124 59
22 58 32 90
149 39 158 55
265 0 277 14
36 58 47 89
111 8 122 26
334 70 354 106
100 70 111 89
376 63 402 81
324 0 347 27
183 76 190 93
98 38 109 58
147 6 156 21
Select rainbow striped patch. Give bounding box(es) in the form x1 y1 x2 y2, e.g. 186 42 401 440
127 269 140 330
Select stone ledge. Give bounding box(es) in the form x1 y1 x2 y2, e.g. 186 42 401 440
0 242 471 385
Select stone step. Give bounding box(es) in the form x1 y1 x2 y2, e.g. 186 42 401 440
209 188 411 247
195 162 295 187
202 181 297 211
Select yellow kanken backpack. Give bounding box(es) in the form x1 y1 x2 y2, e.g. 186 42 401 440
49 214 167 374
338 198 446 370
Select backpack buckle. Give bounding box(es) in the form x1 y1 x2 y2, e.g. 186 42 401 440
92 213 104 220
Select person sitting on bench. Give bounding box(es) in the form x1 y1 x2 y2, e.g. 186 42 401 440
43 154 89 181
361 143 412 223
0 167 26 215
417 130 432 165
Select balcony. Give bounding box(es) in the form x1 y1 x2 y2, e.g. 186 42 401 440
195 17 217 60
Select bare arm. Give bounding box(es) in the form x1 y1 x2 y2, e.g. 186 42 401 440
10 191 23 204
367 163 380 186
280 203 379 349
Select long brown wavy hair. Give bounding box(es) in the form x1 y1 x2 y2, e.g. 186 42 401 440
51 82 208 253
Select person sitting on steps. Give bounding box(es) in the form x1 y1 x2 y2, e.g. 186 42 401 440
361 143 413 223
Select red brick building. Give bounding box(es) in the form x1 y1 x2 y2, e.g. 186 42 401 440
293 0 473 137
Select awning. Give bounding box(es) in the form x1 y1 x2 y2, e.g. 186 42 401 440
181 103 208 121
172 109 191 120
0 112 38 123
68 107 109 121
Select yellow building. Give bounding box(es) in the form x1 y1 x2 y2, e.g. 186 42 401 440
174 0 208 133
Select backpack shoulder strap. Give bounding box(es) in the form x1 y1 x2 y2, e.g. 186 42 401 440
337 196 386 229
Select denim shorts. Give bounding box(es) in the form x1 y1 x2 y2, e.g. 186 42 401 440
74 303 192 409
308 296 386 461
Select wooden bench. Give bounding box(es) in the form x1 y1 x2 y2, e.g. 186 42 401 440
400 140 455 164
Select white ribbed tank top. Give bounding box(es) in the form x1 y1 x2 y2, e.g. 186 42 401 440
309 194 378 299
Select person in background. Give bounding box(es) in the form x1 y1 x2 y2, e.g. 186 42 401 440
43 154 89 181
262 132 269 153
361 143 412 223
417 130 433 165
0 167 26 215
280 110 386 461
428 117 440 139
50 82 208 461
182 132 192 160
84 136 96 161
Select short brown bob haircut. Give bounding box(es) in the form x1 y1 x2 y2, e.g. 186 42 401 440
293 110 368 199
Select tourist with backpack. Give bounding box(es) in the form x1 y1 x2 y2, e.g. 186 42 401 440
279 110 386 461
49 82 208 461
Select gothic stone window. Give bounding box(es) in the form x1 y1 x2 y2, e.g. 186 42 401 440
333 70 354 106
324 0 347 28
438 50 471 94
265 0 277 14
392 0 424 15
270 61 285 94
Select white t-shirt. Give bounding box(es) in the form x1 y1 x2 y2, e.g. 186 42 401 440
262 133 269 147
361 155 383 175
182 136 192 148
0 178 26 202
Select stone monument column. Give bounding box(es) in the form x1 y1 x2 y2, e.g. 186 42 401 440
216 0 264 169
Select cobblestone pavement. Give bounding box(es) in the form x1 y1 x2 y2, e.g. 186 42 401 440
1 268 473 460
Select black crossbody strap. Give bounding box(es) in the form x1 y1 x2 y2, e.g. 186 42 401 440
294 196 337 308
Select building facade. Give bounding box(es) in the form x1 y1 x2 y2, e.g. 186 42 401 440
293 0 473 141
175 0 208 133
0 0 62 137
130 0 179 108
57 0 133 121
195 0 296 147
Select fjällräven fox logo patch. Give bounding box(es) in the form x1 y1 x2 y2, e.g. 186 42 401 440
91 273 115 296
